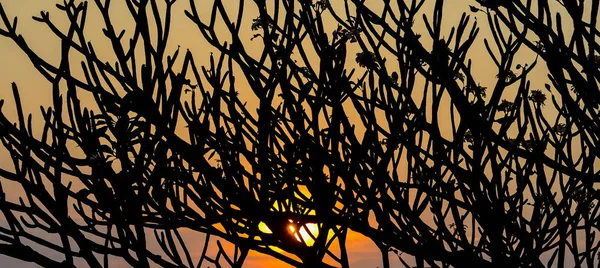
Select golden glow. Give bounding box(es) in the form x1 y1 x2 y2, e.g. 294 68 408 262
268 245 286 254
295 185 312 200
288 223 320 246
258 221 273 234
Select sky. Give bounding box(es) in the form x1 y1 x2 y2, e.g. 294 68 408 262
0 0 578 267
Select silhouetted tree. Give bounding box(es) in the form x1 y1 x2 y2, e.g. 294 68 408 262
0 0 599 267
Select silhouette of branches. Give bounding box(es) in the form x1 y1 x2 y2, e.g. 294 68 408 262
0 0 598 267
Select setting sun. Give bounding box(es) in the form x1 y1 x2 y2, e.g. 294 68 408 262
288 223 320 246
259 219 321 247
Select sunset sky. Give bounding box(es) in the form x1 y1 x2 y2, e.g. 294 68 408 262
0 0 577 267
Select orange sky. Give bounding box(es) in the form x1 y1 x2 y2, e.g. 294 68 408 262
0 0 582 267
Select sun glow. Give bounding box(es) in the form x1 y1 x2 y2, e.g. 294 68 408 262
288 223 320 246
259 221 273 234
263 183 323 248
258 220 320 247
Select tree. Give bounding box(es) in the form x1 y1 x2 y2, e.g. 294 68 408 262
0 0 598 267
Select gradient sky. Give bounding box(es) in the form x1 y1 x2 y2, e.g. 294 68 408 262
0 0 574 267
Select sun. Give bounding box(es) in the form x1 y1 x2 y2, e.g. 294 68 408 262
288 222 320 246
257 220 320 249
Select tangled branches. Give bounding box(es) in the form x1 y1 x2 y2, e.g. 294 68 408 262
0 0 599 267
